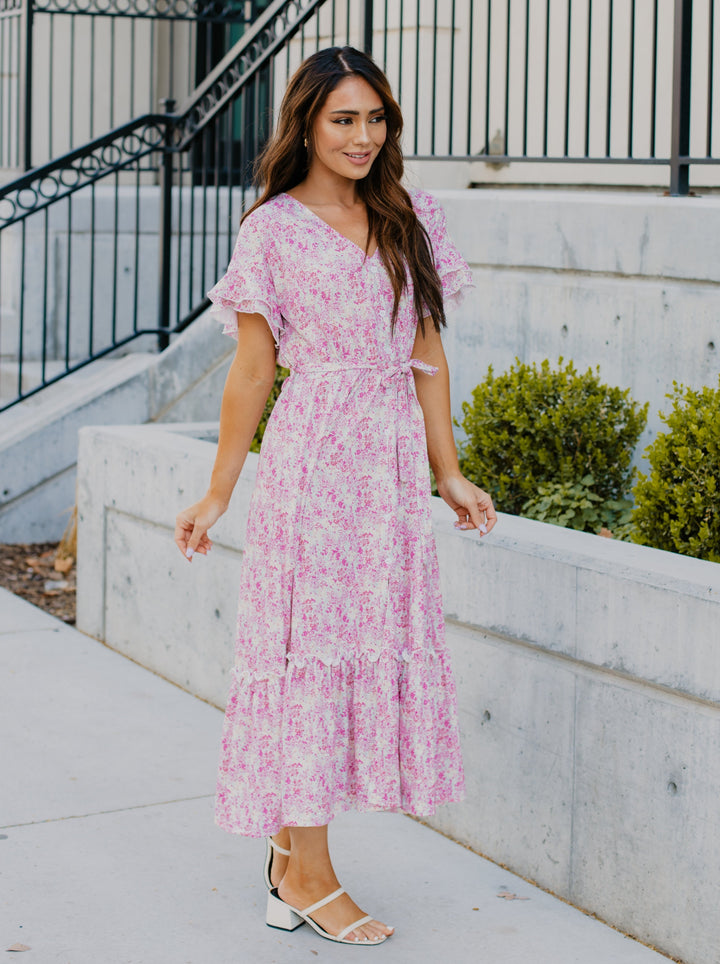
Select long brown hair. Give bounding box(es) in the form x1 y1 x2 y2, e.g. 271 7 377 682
244 46 445 335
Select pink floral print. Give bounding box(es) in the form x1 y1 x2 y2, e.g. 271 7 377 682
208 190 473 836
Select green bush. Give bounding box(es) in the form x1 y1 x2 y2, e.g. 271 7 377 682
522 475 634 538
632 379 720 562
251 365 290 452
457 357 648 517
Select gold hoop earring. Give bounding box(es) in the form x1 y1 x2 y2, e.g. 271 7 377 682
303 137 308 149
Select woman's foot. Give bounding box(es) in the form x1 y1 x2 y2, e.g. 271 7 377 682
268 830 291 888
277 875 393 943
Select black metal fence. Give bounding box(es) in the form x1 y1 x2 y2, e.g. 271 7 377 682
0 0 23 171
0 0 362 410
5 0 717 180
0 0 718 413
1 0 274 172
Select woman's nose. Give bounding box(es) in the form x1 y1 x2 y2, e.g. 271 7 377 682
353 122 372 145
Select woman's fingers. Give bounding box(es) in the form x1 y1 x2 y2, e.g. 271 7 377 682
175 501 222 561
174 515 194 558
483 496 498 534
184 519 214 560
175 507 205 561
470 489 497 535
446 479 497 536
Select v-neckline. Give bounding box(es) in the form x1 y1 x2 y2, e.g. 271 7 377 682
282 192 379 259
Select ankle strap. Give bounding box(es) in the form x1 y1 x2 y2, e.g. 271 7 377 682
268 837 291 856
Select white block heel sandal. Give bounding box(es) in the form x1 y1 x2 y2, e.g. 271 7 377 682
265 887 387 945
263 837 291 890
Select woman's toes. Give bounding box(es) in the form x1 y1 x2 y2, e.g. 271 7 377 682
353 921 390 943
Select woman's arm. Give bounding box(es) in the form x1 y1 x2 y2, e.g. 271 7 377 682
411 321 497 535
174 311 278 561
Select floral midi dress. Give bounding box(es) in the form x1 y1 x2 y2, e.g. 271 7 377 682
208 189 472 837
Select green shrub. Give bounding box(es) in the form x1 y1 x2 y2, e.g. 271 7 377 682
522 475 634 538
632 379 720 562
457 357 648 516
251 365 290 452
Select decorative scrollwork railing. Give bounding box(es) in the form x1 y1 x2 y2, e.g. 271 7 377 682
32 0 251 22
0 0 356 412
0 0 23 15
176 0 325 144
0 0 325 230
0 120 167 228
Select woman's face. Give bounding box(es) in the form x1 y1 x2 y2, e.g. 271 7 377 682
308 75 387 181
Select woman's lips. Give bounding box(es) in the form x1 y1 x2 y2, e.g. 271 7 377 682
344 152 372 165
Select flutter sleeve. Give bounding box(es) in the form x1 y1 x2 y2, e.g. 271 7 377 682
413 190 475 312
206 209 283 345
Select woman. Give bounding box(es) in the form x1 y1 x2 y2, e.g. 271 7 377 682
175 46 496 946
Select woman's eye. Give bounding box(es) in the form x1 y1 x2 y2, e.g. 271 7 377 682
371 115 386 123
333 118 353 125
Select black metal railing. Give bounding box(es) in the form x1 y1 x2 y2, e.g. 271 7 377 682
0 0 364 410
369 0 715 179
0 0 274 174
0 0 24 171
4 1 718 179
0 0 718 413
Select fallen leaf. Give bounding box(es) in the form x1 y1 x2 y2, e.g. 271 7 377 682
497 891 530 900
54 556 73 573
599 527 613 539
7 944 31 952
472 907 479 911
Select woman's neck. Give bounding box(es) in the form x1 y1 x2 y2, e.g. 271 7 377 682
293 166 363 210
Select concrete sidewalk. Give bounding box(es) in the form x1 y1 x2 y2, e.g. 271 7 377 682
1 588 670 964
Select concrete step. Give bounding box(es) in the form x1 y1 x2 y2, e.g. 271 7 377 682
0 358 121 407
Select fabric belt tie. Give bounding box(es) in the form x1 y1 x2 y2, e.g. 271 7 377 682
291 359 438 485
380 360 438 484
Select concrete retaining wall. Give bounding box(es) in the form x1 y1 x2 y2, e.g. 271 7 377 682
436 188 720 465
76 422 720 964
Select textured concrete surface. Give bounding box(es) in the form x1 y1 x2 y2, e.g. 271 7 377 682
437 188 720 470
1 587 670 964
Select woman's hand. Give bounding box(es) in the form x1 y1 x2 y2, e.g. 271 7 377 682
174 495 227 561
437 473 497 536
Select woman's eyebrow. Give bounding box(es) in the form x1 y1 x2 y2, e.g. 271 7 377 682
328 107 385 115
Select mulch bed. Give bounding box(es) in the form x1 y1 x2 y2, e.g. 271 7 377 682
0 542 76 625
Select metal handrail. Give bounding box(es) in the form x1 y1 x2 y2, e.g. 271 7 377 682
0 0 327 230
174 0 327 145
0 0 344 411
0 0 717 414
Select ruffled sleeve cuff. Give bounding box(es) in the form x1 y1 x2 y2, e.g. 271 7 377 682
413 190 475 313
206 209 284 345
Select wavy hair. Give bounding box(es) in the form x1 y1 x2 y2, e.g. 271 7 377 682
243 46 445 334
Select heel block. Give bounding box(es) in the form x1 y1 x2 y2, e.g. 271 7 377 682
266 889 305 932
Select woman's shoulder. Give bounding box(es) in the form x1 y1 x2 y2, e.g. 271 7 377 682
408 189 450 244
408 188 444 221
239 193 290 234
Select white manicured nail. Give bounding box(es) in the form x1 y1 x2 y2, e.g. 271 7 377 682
186 548 194 559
